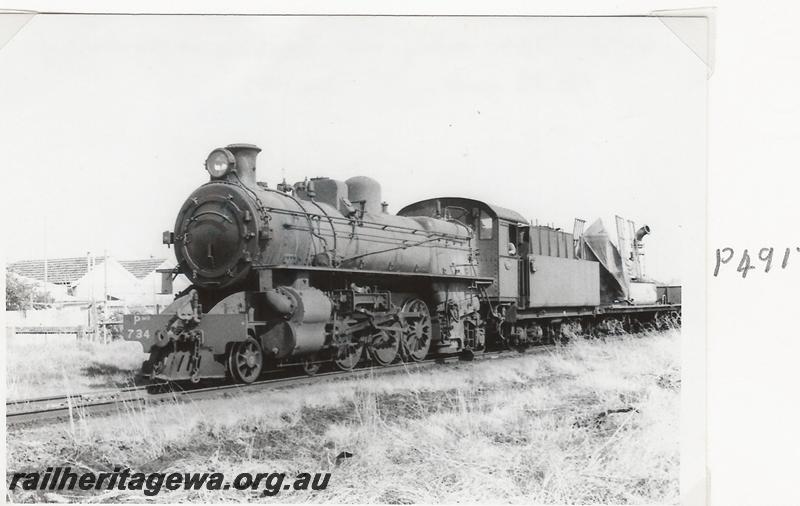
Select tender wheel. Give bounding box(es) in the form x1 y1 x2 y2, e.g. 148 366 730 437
228 337 263 384
669 311 681 327
332 321 363 371
368 329 400 366
399 298 432 362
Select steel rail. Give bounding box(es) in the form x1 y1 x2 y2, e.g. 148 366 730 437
7 346 557 428
6 384 154 416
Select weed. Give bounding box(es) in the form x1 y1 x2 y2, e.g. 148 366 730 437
7 330 680 504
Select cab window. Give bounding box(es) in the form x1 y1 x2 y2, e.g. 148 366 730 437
479 211 493 240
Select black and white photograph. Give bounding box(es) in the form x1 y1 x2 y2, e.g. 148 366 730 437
1 5 712 504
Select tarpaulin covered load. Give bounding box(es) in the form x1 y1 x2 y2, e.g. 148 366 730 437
582 219 629 303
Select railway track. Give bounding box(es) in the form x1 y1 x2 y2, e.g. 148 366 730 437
6 346 557 428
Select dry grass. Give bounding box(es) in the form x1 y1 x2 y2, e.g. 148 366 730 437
6 338 147 400
6 330 680 504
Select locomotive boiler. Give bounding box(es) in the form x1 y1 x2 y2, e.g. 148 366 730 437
124 143 680 384
175 145 478 289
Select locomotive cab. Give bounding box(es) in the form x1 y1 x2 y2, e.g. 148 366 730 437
398 198 531 300
398 198 600 313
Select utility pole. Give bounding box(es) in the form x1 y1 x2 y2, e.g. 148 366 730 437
103 249 109 343
43 217 48 286
153 260 157 312
87 251 94 340
89 252 95 304
103 249 108 303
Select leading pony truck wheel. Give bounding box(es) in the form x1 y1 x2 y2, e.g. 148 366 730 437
227 337 264 384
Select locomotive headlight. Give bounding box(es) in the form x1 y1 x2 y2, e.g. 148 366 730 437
205 148 236 179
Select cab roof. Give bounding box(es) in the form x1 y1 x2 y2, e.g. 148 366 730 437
398 197 529 224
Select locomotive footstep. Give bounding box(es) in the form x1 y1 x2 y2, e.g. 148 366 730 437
301 355 322 376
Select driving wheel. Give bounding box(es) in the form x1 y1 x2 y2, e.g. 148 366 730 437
399 298 432 362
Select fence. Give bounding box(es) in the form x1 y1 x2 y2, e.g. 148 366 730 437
6 304 161 343
6 307 88 327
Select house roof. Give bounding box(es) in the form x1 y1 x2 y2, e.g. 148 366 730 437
118 259 167 279
7 257 166 284
7 257 108 285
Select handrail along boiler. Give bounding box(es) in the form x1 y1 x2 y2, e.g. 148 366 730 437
123 143 681 383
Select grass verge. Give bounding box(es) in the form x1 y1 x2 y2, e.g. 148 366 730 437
6 330 680 504
6 338 147 400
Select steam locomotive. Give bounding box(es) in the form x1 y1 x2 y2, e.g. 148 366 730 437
123 143 680 383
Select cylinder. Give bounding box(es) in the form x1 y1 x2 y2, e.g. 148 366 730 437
260 287 332 358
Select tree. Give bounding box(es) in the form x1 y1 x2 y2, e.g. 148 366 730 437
5 272 54 310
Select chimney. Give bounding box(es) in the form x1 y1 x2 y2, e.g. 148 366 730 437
227 143 261 186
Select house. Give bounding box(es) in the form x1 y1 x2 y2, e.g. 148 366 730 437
7 255 190 309
119 258 191 307
8 256 121 302
71 258 144 302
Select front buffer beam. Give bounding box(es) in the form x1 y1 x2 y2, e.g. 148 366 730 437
123 313 248 381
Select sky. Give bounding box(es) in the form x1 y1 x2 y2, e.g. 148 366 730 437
0 14 706 283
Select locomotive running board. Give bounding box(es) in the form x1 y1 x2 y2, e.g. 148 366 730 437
254 264 495 284
515 303 681 320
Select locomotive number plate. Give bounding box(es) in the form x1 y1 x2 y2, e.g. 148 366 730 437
127 328 151 340
122 313 174 347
